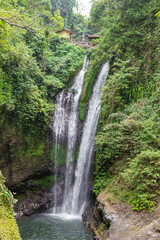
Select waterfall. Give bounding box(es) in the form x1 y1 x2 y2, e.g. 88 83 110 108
51 59 109 217
51 56 89 214
61 57 89 213
70 62 109 215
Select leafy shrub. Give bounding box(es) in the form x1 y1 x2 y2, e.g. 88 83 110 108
120 150 160 211
94 97 160 211
33 175 54 189
94 118 142 195
0 171 21 239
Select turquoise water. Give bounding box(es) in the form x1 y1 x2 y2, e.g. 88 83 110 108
17 214 93 240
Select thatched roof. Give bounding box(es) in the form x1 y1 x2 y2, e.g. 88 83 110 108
88 34 100 38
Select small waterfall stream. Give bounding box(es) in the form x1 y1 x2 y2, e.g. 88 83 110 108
51 58 109 217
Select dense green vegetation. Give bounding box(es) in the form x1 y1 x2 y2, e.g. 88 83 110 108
51 0 76 23
0 1 85 236
0 0 85 187
0 3 160 238
0 171 21 239
50 0 91 40
86 0 160 211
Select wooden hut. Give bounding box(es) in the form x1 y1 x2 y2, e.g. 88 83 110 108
56 28 74 42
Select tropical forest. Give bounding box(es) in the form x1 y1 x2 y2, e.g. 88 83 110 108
0 0 160 239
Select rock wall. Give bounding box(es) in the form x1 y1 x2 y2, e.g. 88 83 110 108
14 188 54 218
0 124 57 217
83 190 160 240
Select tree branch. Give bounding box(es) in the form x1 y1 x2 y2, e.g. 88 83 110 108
0 16 40 33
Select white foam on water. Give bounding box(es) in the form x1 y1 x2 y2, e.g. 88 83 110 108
49 213 81 221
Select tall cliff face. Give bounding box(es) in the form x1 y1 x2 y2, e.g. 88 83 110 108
0 126 53 187
0 122 55 216
0 171 22 240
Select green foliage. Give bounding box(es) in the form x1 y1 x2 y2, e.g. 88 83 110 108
120 150 160 211
44 40 85 84
90 0 106 32
0 0 85 199
25 142 45 158
0 0 85 133
0 0 54 32
50 0 91 40
157 11 160 19
0 172 15 207
101 59 140 114
50 0 76 19
70 14 90 41
88 0 160 211
51 9 64 32
93 171 111 196
94 95 160 210
0 171 21 240
94 117 141 195
90 0 160 103
33 175 54 189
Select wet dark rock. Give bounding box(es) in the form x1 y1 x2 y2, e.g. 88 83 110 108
82 202 110 240
14 189 54 218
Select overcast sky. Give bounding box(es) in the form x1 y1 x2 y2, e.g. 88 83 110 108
76 0 92 17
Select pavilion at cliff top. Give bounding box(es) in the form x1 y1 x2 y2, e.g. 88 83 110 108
88 35 100 41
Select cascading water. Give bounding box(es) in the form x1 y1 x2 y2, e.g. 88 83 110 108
51 58 109 217
51 56 89 214
70 62 109 215
61 57 89 213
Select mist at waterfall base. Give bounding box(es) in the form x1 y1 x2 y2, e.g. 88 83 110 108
17 58 109 239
